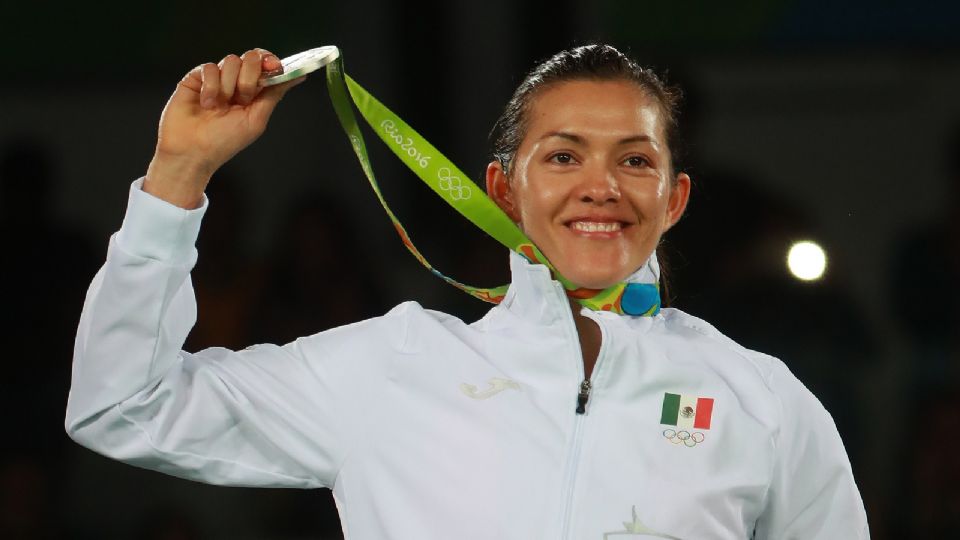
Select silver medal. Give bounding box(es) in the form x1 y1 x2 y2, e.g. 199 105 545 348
259 46 340 87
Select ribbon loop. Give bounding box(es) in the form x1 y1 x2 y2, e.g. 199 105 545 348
324 54 659 316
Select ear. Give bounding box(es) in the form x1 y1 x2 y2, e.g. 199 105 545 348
663 172 691 231
486 160 521 222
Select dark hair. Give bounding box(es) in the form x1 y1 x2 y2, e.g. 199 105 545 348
489 43 684 178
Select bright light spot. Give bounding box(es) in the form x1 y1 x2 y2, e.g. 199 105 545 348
787 241 827 281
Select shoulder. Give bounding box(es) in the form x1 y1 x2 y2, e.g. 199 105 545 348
289 300 475 357
655 308 836 436
656 307 781 385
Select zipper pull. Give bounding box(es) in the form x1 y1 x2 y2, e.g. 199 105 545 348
575 379 592 414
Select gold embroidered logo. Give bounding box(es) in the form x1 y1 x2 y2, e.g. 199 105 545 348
459 377 521 400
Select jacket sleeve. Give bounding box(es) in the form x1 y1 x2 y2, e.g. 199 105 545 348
754 357 870 539
65 179 384 489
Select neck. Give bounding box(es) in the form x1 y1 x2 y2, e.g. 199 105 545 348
569 297 602 381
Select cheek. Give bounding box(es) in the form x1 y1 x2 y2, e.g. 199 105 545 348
514 193 541 233
626 181 669 220
518 186 567 231
512 176 557 228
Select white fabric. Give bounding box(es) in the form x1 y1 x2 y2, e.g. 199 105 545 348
622 244 660 285
66 179 869 539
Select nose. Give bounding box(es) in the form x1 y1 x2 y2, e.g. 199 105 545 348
576 164 621 205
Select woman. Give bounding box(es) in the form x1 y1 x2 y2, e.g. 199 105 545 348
66 44 868 538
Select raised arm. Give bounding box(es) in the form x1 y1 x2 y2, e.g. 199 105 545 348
65 49 366 488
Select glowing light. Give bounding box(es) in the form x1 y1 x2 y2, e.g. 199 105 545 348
787 241 827 281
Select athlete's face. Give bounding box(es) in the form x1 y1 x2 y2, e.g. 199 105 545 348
487 79 690 289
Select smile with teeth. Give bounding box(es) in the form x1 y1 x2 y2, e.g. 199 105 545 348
569 221 624 233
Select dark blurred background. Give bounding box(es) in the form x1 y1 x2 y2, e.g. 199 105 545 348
2 0 959 538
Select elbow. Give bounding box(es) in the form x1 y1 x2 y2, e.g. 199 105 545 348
63 407 118 457
64 420 87 449
63 390 79 440
63 390 103 450
63 387 83 438
63 404 88 448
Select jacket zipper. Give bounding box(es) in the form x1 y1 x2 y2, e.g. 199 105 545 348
555 283 608 540
558 406 587 540
576 379 592 414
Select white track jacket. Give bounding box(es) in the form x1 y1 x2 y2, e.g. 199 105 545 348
66 180 869 539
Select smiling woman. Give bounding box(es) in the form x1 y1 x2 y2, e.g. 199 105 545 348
486 79 690 291
65 44 869 539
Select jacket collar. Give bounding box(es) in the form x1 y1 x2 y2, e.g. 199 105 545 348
498 250 661 326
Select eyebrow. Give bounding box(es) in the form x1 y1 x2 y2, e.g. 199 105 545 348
540 131 656 146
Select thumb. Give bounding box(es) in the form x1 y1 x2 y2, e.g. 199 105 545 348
249 76 307 125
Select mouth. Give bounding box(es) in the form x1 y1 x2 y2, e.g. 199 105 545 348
564 219 632 237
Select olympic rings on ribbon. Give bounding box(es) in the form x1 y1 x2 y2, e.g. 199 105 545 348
437 167 472 200
662 429 706 447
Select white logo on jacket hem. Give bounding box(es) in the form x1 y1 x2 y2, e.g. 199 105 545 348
603 505 683 539
460 377 520 399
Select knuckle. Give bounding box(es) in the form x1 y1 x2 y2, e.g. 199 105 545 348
184 66 201 80
237 80 255 95
200 63 219 78
219 54 241 67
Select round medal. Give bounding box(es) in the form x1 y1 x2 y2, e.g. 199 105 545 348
259 46 340 87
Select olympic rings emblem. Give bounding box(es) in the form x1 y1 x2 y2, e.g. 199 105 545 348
437 167 472 201
662 429 705 447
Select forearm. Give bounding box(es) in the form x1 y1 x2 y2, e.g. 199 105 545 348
66 178 205 430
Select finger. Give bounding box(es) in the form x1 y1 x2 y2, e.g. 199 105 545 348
166 65 204 111
179 65 202 93
199 63 221 109
236 49 264 106
218 54 242 102
257 48 282 75
263 55 281 73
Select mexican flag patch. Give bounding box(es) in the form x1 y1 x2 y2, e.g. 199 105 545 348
660 392 714 430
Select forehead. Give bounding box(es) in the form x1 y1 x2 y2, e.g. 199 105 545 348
524 79 664 144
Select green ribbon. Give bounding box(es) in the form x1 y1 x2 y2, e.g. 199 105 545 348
324 55 660 316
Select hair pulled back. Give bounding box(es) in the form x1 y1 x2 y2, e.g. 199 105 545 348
489 44 683 178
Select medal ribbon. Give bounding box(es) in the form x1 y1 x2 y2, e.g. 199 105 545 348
324 55 660 316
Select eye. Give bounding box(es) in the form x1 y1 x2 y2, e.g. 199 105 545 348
549 152 577 165
624 155 650 168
